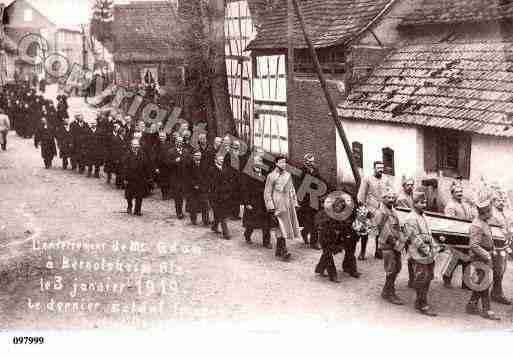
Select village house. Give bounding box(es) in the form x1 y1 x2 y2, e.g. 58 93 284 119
111 1 184 96
1 0 99 83
240 0 398 187
337 0 513 208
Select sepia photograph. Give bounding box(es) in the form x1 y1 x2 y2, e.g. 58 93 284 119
1 0 513 357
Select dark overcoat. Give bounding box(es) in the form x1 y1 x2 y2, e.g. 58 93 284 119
35 126 56 159
241 168 273 229
122 150 153 199
209 165 232 220
185 162 210 213
57 127 74 158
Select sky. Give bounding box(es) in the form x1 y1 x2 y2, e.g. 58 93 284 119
6 0 164 27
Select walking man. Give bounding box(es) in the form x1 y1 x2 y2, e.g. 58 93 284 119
466 198 501 320
442 182 475 289
490 190 513 305
241 155 272 248
210 154 232 239
396 176 416 288
264 156 301 261
375 187 405 305
0 108 10 151
296 153 322 250
357 161 390 260
122 139 153 216
404 192 445 316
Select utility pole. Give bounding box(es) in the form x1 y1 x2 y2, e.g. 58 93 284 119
291 0 361 187
287 0 295 131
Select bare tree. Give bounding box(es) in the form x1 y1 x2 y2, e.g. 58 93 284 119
178 0 235 140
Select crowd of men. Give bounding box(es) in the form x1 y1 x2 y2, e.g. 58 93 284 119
2 82 513 322
353 160 513 319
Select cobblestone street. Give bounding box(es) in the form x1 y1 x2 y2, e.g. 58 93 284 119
0 92 513 333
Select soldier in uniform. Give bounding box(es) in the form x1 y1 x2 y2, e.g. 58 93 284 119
296 153 322 250
357 161 390 260
442 182 475 289
404 192 445 316
489 191 513 305
395 177 416 288
241 155 272 248
375 187 405 305
466 198 501 320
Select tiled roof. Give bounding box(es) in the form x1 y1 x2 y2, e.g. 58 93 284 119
401 0 513 27
338 42 513 138
112 1 183 62
246 0 395 51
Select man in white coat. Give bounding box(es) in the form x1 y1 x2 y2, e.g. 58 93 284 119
264 155 301 261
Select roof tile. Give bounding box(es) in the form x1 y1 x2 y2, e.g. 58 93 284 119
338 41 513 137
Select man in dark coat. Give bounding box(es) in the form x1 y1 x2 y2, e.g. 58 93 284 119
185 151 210 225
105 122 126 188
122 139 153 216
241 155 272 248
70 114 89 173
34 118 57 169
296 153 322 250
84 122 104 178
56 121 74 169
210 154 232 239
155 131 173 200
224 139 247 220
168 136 191 219
197 133 214 171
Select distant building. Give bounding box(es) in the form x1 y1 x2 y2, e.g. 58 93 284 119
111 1 184 94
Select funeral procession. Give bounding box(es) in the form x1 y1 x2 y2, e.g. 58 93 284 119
4 0 513 337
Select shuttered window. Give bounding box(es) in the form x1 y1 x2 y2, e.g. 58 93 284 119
424 128 471 179
382 147 395 176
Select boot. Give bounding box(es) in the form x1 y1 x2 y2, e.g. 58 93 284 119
244 228 252 244
301 229 309 245
275 238 283 258
466 298 480 315
443 275 452 288
491 278 512 305
358 235 368 260
106 173 112 184
280 238 291 261
407 259 415 289
481 310 501 321
309 232 321 250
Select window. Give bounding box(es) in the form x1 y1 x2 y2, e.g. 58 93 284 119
24 9 33 22
424 128 471 179
352 141 363 168
382 147 395 176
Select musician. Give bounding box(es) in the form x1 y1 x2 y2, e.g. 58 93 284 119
357 161 390 260
489 191 513 305
374 187 405 305
404 192 444 316
396 176 416 288
442 182 475 289
466 199 501 321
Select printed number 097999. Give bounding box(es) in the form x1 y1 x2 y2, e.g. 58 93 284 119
12 337 44 344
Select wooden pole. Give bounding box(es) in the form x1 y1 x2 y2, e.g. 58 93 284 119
287 0 295 139
291 0 361 187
